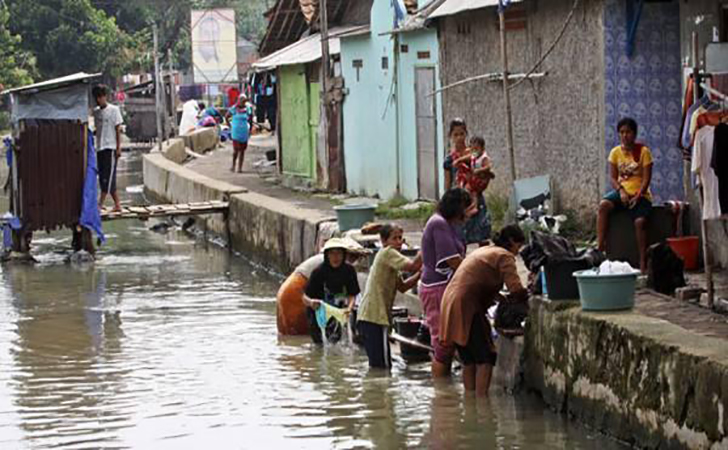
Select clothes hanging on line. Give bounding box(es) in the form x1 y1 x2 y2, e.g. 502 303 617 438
711 123 728 213
691 125 722 219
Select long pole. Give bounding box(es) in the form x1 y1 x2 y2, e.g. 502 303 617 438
692 31 714 309
153 23 163 152
320 0 331 188
499 11 517 185
167 49 176 136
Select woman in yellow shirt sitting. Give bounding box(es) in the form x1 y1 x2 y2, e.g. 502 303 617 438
597 117 653 273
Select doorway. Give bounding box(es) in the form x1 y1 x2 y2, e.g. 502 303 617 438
414 67 439 200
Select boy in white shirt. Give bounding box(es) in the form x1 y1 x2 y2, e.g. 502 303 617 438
92 84 124 212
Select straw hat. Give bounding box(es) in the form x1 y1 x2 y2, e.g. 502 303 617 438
342 237 372 256
322 238 350 252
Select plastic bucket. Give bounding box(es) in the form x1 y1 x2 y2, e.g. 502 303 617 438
334 204 376 232
666 236 699 271
573 270 638 311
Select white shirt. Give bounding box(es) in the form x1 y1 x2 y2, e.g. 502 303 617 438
691 126 722 219
294 254 324 279
93 104 123 151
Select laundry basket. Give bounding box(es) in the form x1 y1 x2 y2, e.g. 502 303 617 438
573 270 638 311
334 204 376 232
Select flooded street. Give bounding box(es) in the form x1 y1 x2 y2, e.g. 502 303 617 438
0 152 625 449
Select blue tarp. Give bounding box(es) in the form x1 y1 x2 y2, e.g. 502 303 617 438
79 129 105 243
2 138 20 251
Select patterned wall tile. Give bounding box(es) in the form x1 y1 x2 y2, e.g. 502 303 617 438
603 0 684 202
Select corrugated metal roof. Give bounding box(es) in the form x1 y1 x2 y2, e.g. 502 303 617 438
2 72 100 96
253 26 359 70
429 0 523 18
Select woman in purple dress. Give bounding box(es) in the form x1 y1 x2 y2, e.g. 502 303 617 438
418 188 472 378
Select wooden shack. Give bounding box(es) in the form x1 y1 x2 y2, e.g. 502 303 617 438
2 72 100 253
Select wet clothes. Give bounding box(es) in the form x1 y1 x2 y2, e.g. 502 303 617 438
305 260 360 344
456 315 497 366
419 283 455 365
358 321 391 368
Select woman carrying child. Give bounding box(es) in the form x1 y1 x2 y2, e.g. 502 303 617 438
357 224 422 368
303 238 361 344
459 136 494 246
443 118 469 190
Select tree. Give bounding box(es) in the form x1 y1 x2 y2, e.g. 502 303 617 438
0 6 36 89
7 0 132 79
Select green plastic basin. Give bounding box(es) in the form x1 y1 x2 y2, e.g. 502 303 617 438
334 204 376 232
573 270 638 311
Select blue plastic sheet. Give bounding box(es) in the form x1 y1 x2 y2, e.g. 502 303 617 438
79 129 105 243
3 217 22 251
4 137 12 168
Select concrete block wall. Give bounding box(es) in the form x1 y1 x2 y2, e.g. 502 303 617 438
181 128 219 154
525 299 728 449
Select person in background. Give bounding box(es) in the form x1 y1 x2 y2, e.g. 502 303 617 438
303 238 361 344
276 239 368 336
92 84 124 212
357 224 422 369
458 136 494 246
440 225 528 397
419 188 472 378
596 117 653 273
227 95 252 173
443 118 470 191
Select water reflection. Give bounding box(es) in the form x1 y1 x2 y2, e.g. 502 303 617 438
5 264 128 448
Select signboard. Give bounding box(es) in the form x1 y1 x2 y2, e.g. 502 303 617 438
191 9 238 84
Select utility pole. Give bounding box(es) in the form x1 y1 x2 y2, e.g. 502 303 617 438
153 22 163 152
167 48 176 136
499 10 517 185
319 0 331 188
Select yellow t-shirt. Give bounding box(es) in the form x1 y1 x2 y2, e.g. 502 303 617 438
608 145 653 200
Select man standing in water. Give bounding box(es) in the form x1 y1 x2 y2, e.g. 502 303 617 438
92 84 124 212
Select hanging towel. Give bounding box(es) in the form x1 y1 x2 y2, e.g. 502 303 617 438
711 123 728 213
315 303 348 329
79 129 105 243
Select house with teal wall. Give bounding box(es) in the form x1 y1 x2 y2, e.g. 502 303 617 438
340 0 445 201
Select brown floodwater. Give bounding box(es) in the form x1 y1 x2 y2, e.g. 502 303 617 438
0 152 627 449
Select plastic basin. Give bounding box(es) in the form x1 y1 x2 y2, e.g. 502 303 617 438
573 270 638 311
666 236 699 271
334 204 376 232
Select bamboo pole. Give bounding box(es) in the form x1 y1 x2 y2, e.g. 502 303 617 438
499 10 517 185
153 23 163 152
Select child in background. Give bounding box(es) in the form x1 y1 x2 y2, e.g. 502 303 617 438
462 136 494 246
357 224 422 368
227 95 253 173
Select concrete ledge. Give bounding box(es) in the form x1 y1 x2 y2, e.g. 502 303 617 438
181 128 218 154
143 152 246 236
161 138 187 164
143 151 338 272
525 298 728 449
228 191 334 272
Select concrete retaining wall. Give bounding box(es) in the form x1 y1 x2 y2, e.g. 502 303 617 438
525 299 728 449
143 152 334 272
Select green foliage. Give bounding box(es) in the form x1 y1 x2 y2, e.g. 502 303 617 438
485 191 509 232
376 196 435 223
7 0 269 80
0 6 36 89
